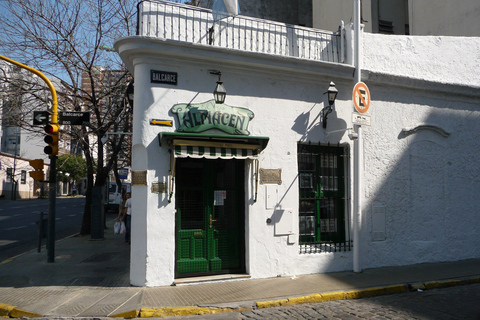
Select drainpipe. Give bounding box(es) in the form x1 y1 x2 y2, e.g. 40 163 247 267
353 0 362 273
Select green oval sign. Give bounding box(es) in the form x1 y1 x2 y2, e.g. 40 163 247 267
171 100 254 135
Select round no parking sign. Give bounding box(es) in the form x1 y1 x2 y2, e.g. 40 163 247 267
352 82 371 114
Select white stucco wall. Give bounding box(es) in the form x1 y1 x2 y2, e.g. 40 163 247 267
363 33 480 87
360 83 480 269
116 26 480 286
359 33 480 269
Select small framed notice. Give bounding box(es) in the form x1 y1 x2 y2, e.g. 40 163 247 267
151 182 167 194
260 169 282 185
214 190 227 206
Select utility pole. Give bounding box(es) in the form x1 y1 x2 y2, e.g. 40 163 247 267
353 0 362 273
0 54 59 263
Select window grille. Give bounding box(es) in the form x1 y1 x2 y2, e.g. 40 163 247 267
298 144 351 254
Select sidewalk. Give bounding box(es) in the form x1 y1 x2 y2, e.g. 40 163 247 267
0 218 479 318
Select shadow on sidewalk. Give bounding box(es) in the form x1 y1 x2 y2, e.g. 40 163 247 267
0 216 130 288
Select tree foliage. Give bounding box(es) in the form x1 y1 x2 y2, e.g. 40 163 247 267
0 0 136 234
57 154 88 183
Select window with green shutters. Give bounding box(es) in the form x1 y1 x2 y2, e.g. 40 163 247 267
298 144 352 254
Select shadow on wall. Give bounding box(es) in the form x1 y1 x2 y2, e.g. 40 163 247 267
361 84 480 268
290 82 480 319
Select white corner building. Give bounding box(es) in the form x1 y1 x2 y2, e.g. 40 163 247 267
115 1 480 286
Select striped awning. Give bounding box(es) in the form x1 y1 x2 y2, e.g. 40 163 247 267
174 145 258 159
159 132 269 160
163 132 267 203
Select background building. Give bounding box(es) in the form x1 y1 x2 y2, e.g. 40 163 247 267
199 0 480 36
0 60 72 198
313 0 480 36
199 0 312 26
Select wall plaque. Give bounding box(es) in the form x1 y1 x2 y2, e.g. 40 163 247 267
260 168 282 185
151 182 167 194
131 170 147 186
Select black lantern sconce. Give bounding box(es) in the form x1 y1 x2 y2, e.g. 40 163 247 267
322 81 338 128
210 70 226 104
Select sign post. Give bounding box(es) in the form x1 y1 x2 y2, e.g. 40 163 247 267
352 79 370 273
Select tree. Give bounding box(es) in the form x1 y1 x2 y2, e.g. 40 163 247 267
0 0 136 234
57 154 88 190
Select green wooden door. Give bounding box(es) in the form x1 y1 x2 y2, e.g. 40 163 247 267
175 158 245 277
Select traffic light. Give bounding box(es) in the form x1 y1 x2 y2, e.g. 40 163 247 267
44 124 59 155
29 159 44 181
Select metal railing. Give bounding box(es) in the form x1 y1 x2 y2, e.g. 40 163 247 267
137 0 344 63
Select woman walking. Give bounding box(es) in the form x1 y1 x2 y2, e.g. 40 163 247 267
117 192 132 244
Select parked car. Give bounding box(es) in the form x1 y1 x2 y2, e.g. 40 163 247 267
105 181 131 213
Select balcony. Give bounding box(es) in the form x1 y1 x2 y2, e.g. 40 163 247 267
137 0 344 64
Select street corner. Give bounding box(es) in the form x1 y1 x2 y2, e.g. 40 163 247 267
0 303 42 318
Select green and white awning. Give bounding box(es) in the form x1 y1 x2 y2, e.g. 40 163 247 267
159 132 269 160
174 145 259 159
161 132 268 203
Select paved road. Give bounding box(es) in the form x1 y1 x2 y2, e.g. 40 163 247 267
0 197 87 262
164 283 480 320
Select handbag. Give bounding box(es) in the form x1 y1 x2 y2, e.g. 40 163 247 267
114 221 121 234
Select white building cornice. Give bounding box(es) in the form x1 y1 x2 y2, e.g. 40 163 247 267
114 36 355 84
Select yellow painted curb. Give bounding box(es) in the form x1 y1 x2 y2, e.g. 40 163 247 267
9 308 42 318
409 282 427 291
0 303 16 317
107 279 480 318
110 310 139 318
424 279 466 290
284 294 323 306
137 306 250 318
0 303 42 318
320 291 347 301
256 299 288 309
345 284 408 299
469 277 480 284
256 285 409 309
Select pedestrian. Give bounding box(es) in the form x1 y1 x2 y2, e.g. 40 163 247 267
116 192 127 222
118 192 132 244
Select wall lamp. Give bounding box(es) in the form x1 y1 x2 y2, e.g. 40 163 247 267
322 81 338 128
210 70 226 104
